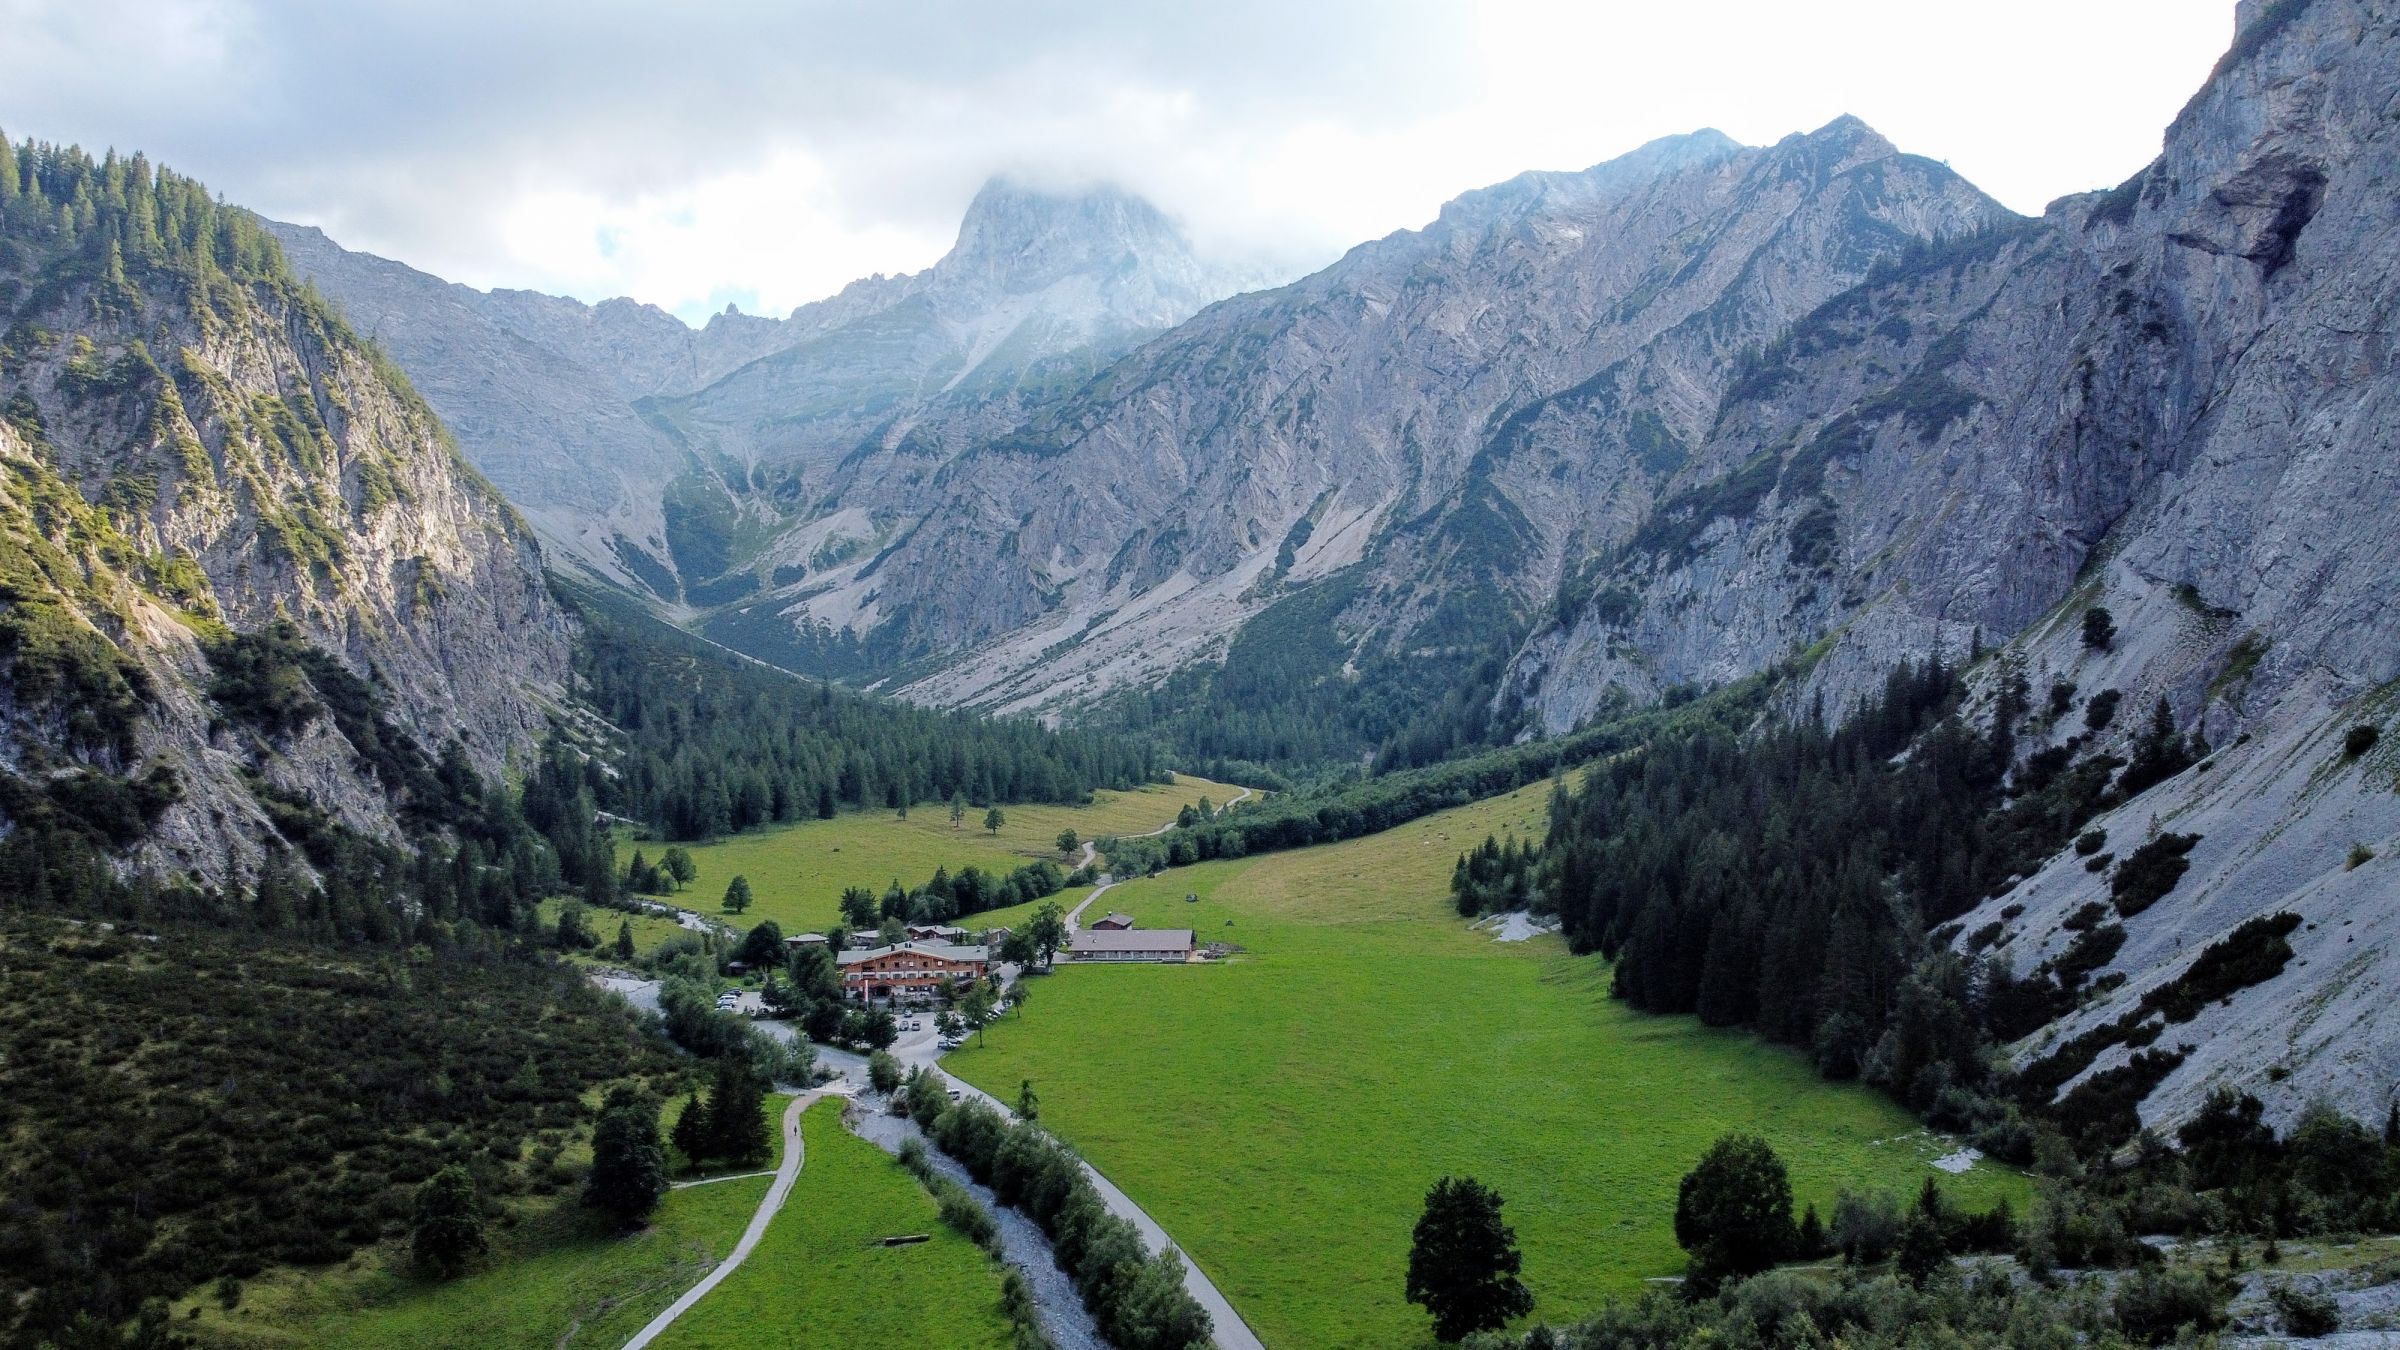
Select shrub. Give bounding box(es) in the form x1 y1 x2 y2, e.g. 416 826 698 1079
930 1176 999 1254
2348 842 2375 870
2111 833 2201 917
2085 688 2123 730
2342 724 2380 759
2112 1265 2228 1345
2074 828 2108 856
2270 1282 2341 1337
2082 607 2117 651
1830 1189 1902 1264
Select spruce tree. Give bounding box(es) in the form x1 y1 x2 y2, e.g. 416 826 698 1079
584 1091 668 1229
411 1165 487 1276
670 1089 711 1168
707 1058 770 1166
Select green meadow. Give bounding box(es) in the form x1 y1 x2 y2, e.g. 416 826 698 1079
656 773 1248 934
947 781 2028 1348
186 1096 795 1348
653 1100 1018 1349
534 894 696 965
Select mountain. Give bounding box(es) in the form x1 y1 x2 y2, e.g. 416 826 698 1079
1504 0 2398 1126
0 141 568 884
274 178 1260 607
700 0 2398 1122
781 120 2003 735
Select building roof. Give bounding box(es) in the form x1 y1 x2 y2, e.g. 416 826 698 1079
1071 928 1194 953
906 923 969 937
785 932 828 945
838 939 991 966
1090 911 1136 928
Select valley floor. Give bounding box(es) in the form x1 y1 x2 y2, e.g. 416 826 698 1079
945 780 2029 1348
658 774 1251 935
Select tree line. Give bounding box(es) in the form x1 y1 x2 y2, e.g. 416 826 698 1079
1523 653 2245 1160
556 585 1165 842
1101 675 1775 876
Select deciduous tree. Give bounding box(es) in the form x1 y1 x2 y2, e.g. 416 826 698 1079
1674 1133 1795 1293
1404 1175 1532 1342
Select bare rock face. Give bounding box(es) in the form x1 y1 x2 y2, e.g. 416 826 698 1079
791 121 2005 713
1513 0 2399 746
2 198 568 883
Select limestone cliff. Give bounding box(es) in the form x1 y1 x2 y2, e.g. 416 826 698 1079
0 145 568 882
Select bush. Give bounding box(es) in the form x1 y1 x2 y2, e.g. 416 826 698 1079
2270 1282 2341 1337
2111 1265 2228 1345
2342 724 2380 759
1831 1189 1902 1265
2111 833 2201 917
930 1176 1000 1254
2082 607 2117 651
2085 688 2123 730
2074 828 2108 856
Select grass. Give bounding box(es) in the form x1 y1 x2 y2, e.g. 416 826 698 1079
653 1099 1018 1349
187 1096 795 1348
532 895 695 966
946 781 2030 1349
658 774 1251 935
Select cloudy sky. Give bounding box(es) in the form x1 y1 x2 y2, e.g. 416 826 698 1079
5 1 2234 324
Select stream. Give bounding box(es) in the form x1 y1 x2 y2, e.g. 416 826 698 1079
850 1099 1107 1350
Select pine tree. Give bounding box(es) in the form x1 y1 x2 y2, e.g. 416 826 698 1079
584 1091 667 1229
670 1089 712 1168
707 1058 770 1166
411 1165 487 1276
614 920 635 961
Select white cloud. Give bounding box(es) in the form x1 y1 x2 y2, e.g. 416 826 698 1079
0 0 2236 323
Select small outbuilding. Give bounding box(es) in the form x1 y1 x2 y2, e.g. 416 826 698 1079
1088 912 1136 931
1069 928 1195 963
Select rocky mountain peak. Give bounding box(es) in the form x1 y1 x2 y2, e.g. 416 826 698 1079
936 176 1205 299
1435 129 1747 229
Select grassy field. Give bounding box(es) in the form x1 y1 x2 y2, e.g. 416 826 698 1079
533 894 695 966
654 1100 1018 1349
658 773 1250 935
187 1096 795 1348
946 781 2030 1349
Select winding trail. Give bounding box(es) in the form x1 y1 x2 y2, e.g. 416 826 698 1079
621 1090 820 1350
1066 785 1257 936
